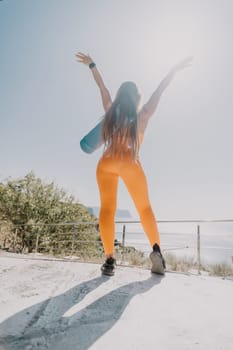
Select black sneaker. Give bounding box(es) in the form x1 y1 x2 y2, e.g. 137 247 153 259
150 244 166 275
101 257 116 276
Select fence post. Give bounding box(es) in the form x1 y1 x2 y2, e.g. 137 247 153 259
197 224 201 275
13 228 18 252
35 231 39 253
71 224 78 256
0 225 3 249
71 225 75 256
122 224 126 263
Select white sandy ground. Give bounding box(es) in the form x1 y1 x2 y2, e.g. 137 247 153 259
0 251 233 350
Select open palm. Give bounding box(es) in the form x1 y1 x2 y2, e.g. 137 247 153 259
76 52 93 65
172 56 194 73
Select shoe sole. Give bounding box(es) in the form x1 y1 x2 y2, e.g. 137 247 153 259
101 270 115 276
101 267 115 276
150 251 165 275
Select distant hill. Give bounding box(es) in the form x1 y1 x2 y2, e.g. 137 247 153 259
88 207 132 219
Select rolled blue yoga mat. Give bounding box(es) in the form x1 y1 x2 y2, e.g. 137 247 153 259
80 119 104 154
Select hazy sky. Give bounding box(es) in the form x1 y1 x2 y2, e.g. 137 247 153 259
1 0 233 221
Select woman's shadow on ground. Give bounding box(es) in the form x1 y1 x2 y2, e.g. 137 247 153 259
0 271 163 350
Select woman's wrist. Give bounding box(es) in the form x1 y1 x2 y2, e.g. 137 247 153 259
89 62 96 69
169 67 176 76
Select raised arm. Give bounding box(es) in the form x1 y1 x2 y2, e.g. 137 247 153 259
76 52 112 113
139 56 193 131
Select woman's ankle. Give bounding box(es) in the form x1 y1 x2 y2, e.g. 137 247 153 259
106 254 114 259
152 243 161 253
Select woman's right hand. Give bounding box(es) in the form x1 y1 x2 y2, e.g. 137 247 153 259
76 52 94 65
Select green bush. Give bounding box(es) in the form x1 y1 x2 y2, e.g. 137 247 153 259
0 172 99 256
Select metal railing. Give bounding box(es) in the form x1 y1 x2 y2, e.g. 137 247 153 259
0 218 233 275
116 218 233 274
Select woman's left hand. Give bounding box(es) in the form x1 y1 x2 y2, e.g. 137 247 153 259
171 56 194 74
76 52 93 65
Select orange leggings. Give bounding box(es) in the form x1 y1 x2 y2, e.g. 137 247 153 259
96 155 160 255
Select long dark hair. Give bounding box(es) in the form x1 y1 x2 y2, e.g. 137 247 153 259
102 81 140 160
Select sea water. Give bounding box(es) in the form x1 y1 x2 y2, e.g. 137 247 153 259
115 221 233 266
